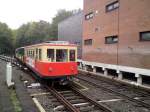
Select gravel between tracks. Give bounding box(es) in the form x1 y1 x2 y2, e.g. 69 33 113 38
76 74 150 112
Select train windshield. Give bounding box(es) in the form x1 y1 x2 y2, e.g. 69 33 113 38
56 49 68 62
16 48 24 57
69 50 75 61
47 49 55 62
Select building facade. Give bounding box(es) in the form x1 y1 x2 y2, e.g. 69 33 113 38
83 0 150 69
58 12 83 59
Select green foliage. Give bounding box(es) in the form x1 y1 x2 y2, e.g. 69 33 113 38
9 89 22 112
12 29 17 47
0 22 13 54
16 21 52 47
0 9 78 52
15 9 74 47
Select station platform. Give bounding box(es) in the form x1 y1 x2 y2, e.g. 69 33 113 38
0 59 39 112
0 60 15 112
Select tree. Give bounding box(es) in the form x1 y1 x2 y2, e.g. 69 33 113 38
16 21 52 47
0 22 13 55
15 23 30 47
15 9 78 47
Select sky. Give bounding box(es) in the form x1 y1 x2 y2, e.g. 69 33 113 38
0 0 83 29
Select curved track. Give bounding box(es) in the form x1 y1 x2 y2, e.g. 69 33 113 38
0 55 114 112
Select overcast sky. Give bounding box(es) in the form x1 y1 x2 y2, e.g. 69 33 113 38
0 0 83 29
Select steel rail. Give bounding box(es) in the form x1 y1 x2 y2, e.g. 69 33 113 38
70 85 114 112
77 75 150 109
0 56 79 112
0 55 113 112
44 85 80 112
81 72 150 98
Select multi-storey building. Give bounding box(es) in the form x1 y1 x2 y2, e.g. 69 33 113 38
83 0 150 69
58 12 83 59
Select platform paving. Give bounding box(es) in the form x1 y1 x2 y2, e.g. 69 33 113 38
0 60 15 112
13 67 39 112
0 60 39 112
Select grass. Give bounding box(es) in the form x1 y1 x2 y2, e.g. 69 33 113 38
9 89 22 112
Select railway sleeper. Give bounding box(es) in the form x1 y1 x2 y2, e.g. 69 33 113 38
68 99 87 104
64 96 81 100
62 93 76 97
78 105 96 112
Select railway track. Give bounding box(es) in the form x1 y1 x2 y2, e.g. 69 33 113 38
43 85 114 112
0 55 21 67
0 55 114 112
77 72 150 110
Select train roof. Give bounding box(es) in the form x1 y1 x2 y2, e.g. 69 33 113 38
15 47 25 51
24 41 77 48
45 41 70 44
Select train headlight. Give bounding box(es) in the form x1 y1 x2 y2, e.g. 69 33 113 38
71 66 74 71
48 67 53 72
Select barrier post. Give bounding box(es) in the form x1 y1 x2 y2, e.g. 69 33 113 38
6 62 14 88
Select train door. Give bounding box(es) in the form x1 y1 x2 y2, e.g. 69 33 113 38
35 48 38 68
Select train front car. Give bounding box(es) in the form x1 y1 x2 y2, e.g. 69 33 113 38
24 41 78 85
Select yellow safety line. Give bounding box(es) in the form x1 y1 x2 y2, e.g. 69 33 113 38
32 98 46 112
31 92 50 97
73 81 89 91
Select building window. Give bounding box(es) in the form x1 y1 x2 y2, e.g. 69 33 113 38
85 12 94 20
140 31 150 41
84 39 92 45
105 36 118 44
106 1 119 12
95 27 99 32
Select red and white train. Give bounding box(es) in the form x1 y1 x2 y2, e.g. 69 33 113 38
15 41 78 85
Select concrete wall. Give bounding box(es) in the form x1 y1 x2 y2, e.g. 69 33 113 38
83 0 150 69
58 12 83 59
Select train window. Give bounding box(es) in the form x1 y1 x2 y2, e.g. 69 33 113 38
36 48 38 54
36 48 38 59
69 50 75 61
28 50 29 56
29 50 30 56
30 50 32 57
28 50 30 56
47 49 55 62
33 50 35 58
39 49 42 60
56 49 68 62
30 50 31 57
28 51 29 56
